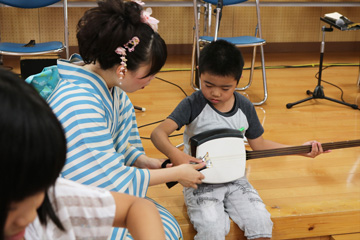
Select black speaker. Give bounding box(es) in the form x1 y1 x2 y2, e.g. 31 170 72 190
20 57 58 80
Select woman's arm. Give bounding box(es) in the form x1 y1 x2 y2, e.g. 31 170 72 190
148 164 205 189
49 90 151 196
132 154 205 188
150 118 205 188
111 192 165 240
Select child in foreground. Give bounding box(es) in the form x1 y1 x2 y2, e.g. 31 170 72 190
0 68 165 240
151 40 327 240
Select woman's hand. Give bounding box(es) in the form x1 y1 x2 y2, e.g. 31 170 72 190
134 155 164 169
301 140 330 158
148 161 205 187
176 163 205 189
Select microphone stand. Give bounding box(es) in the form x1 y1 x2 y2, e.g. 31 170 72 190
286 25 358 109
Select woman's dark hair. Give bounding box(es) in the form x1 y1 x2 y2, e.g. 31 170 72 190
77 0 167 77
199 39 244 83
0 68 66 239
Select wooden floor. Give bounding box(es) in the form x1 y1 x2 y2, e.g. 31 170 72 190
3 51 360 239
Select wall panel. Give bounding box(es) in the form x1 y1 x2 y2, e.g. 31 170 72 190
0 1 359 49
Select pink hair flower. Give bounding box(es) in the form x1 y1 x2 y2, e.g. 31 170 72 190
131 0 145 6
141 8 159 32
115 47 126 56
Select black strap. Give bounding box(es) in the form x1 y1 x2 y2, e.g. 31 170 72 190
161 159 178 188
23 40 36 47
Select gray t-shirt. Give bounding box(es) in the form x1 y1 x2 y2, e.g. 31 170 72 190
168 91 264 154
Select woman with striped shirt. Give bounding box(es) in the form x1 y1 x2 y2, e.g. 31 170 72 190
0 68 165 240
47 0 205 239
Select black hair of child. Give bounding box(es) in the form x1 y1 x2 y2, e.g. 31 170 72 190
199 39 244 84
0 68 67 239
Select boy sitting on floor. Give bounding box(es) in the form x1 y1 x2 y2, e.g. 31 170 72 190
151 40 326 240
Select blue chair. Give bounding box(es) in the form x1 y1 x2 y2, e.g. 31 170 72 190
0 0 69 59
191 0 268 105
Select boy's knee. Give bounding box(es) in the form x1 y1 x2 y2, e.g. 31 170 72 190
193 219 230 240
194 228 228 240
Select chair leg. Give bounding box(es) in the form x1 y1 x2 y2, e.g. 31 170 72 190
190 36 200 91
236 46 256 91
253 45 268 105
357 66 360 89
203 3 211 36
236 45 268 105
191 0 201 91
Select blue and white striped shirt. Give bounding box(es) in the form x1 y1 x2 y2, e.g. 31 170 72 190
48 59 150 197
47 58 183 240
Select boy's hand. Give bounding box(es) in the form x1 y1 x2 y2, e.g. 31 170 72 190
177 163 206 189
302 140 330 158
169 150 202 166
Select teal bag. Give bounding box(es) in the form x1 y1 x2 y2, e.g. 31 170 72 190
25 54 83 100
25 65 60 100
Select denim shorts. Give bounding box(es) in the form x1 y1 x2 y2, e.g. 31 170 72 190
184 177 273 240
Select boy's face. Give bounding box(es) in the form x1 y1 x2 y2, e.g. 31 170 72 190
200 72 237 111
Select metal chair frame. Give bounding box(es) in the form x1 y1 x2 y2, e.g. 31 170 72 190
191 0 268 105
0 0 69 59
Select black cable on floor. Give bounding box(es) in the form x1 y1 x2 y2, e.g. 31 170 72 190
314 66 360 110
137 62 360 136
155 76 188 97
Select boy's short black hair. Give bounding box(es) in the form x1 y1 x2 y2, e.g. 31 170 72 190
199 40 244 83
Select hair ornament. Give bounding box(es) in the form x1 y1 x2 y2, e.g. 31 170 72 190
115 47 126 56
115 46 127 79
124 36 140 52
130 0 159 32
131 0 145 5
115 37 140 79
141 8 159 32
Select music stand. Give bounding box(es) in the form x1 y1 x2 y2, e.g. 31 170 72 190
286 18 359 110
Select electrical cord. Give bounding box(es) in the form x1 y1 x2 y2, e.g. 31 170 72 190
160 63 359 72
162 63 359 109
155 76 188 97
140 133 184 140
137 77 188 140
314 65 360 110
138 119 184 140
161 62 359 107
137 62 360 137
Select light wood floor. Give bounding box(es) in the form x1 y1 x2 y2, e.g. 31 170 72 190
131 51 360 239
3 51 360 239
131 51 360 152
